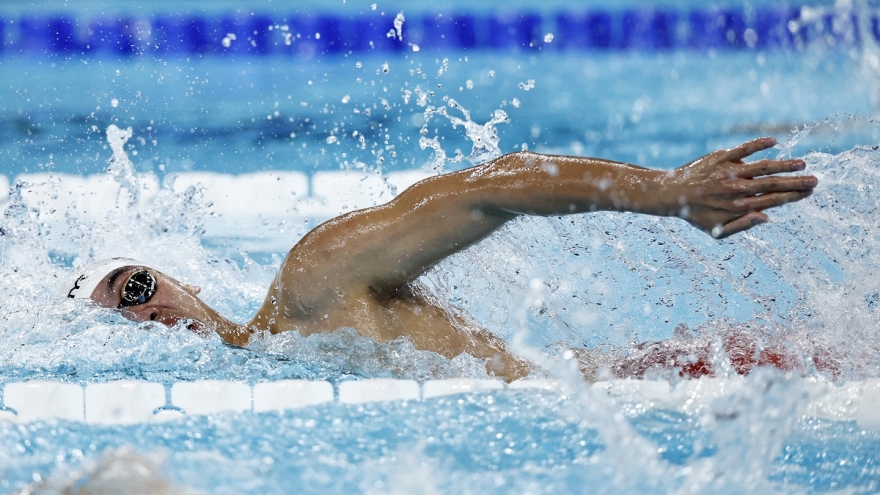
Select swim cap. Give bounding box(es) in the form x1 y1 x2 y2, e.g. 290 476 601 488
58 257 153 301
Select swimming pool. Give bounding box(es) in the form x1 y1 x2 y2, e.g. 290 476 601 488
1 0 880 493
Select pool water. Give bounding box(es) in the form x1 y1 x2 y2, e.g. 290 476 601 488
4 380 877 494
2 1 880 493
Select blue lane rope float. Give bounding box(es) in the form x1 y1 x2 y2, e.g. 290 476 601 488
0 6 875 57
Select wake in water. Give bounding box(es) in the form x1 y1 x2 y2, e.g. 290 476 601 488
0 125 492 383
423 116 880 382
0 111 879 495
0 114 878 384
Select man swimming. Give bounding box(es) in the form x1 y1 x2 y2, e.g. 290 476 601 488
59 137 817 381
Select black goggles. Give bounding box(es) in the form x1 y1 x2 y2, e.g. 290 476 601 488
118 270 157 308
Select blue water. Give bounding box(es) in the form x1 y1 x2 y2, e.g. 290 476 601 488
2 379 879 494
0 52 872 179
2 1 880 493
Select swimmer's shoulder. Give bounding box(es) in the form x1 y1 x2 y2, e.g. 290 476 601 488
249 249 377 333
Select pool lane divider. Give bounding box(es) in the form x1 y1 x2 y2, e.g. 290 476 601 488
0 378 878 429
1 170 434 253
5 170 430 221
0 6 874 57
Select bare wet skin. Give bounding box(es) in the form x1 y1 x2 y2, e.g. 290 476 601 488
261 284 533 381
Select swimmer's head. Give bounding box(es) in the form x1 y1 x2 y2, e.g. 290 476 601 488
59 258 212 334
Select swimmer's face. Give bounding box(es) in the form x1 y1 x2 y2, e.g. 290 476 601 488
88 266 213 335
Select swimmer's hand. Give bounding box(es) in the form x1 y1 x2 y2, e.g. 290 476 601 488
662 136 817 239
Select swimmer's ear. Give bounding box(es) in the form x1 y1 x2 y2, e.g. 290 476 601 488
183 284 201 295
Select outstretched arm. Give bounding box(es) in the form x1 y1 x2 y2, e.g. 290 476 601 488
275 137 815 312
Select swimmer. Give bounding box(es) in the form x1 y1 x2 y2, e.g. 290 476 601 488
59 137 817 382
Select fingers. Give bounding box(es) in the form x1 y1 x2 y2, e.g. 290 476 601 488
735 190 813 212
736 175 818 196
707 186 813 239
712 211 769 239
724 136 776 162
738 159 805 178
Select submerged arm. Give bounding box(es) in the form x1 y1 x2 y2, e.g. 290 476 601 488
273 137 816 312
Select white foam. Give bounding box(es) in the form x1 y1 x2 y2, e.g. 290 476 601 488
803 380 862 421
595 379 673 408
85 381 166 425
666 377 749 414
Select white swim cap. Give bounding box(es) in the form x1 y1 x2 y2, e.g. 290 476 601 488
58 257 153 301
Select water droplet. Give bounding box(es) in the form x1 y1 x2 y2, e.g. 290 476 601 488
517 79 535 91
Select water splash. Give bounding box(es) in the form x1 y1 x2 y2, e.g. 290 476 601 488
425 128 880 382
4 133 880 491
5 114 877 387
387 12 405 41
0 119 513 388
775 113 880 159
419 98 510 172
0 22 878 495
105 124 139 206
